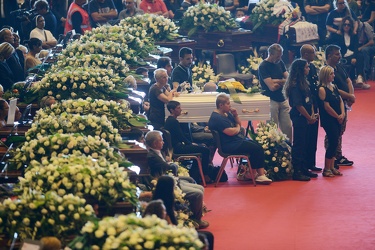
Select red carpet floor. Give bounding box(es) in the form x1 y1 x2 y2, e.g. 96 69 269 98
202 81 375 250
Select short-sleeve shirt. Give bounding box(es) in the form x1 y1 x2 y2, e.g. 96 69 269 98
288 85 313 120
304 0 331 27
258 60 287 102
118 8 144 19
332 64 349 95
171 64 192 85
326 9 358 31
139 0 168 14
361 2 375 23
208 111 244 152
88 0 116 27
148 84 167 128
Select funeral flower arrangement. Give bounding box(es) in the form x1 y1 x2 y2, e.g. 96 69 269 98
34 98 147 130
218 80 247 93
79 26 152 63
54 54 129 77
181 3 238 36
251 122 292 181
312 50 326 71
120 14 180 41
249 0 287 31
32 67 130 101
25 113 122 145
192 63 220 90
240 55 263 85
11 133 124 169
68 214 203 250
0 191 95 241
16 154 138 206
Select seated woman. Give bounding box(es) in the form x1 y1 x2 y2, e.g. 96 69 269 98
30 15 57 50
25 38 43 71
331 16 370 89
0 99 22 128
208 93 272 184
0 42 16 92
326 0 358 40
143 199 168 221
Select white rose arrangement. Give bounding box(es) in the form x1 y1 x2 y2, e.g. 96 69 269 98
250 0 286 31
250 121 292 181
181 3 238 37
25 112 122 145
11 133 124 169
312 50 326 72
192 63 220 90
68 214 203 250
120 14 180 41
0 191 95 242
16 154 138 206
240 55 264 85
34 97 147 130
54 54 129 77
32 67 131 101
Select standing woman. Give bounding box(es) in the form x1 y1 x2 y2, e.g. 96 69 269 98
148 68 178 130
30 15 57 50
25 38 43 71
284 59 318 181
318 66 345 177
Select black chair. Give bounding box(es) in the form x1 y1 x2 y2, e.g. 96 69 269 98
160 128 206 187
211 130 256 187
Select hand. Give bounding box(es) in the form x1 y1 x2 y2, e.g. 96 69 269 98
351 58 356 65
307 115 317 124
230 108 238 117
204 126 211 133
173 92 180 97
337 113 345 124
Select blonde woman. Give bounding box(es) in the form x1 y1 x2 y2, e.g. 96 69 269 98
318 66 345 177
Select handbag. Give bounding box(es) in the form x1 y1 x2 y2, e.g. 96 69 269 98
237 164 252 181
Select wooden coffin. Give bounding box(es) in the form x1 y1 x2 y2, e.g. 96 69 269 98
190 30 253 52
167 92 270 122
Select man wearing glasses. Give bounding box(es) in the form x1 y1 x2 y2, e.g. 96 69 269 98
118 0 144 20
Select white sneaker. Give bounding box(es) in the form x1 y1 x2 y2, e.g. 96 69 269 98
362 83 371 89
255 174 272 185
356 75 364 85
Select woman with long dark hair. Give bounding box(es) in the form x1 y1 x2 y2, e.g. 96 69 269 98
284 59 318 181
332 16 370 89
152 175 177 225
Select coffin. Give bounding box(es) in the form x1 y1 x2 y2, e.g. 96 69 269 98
189 30 253 52
167 92 270 122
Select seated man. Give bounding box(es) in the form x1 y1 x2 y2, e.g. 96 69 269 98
144 130 209 229
88 0 118 28
164 100 211 183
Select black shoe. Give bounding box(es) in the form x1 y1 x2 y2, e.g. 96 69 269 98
335 156 353 166
293 172 311 181
309 166 322 172
334 162 340 169
303 170 318 178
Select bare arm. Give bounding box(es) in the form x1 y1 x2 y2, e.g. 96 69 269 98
263 77 286 91
366 11 375 24
222 108 242 136
157 89 177 103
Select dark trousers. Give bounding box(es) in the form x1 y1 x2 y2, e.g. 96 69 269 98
322 121 341 159
291 116 309 173
227 138 265 169
306 119 319 168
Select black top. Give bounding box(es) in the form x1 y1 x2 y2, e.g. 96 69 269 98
319 85 341 127
288 84 313 120
171 64 192 85
148 83 167 129
332 64 350 97
307 62 320 112
164 116 192 147
258 60 287 102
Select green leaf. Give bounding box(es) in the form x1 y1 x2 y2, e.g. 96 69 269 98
128 117 147 127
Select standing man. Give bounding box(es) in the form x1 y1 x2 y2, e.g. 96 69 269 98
51 0 74 36
65 0 92 35
300 44 323 173
258 43 292 141
325 44 355 167
171 47 193 90
88 0 118 28
118 0 144 20
304 0 331 47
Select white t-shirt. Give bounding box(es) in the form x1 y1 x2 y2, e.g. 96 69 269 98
29 28 57 43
